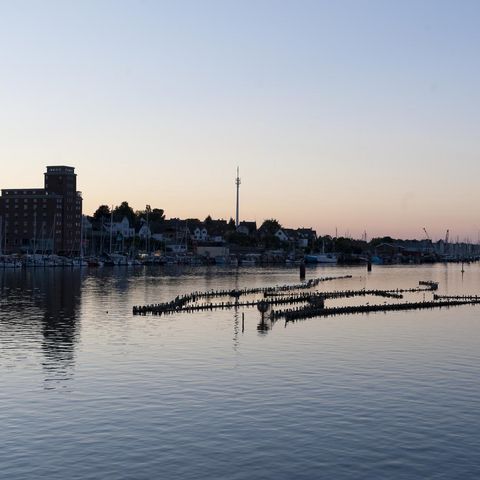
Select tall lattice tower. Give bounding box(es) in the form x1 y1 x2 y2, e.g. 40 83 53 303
235 167 241 228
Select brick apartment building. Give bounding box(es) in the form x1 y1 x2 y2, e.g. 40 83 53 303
0 166 82 255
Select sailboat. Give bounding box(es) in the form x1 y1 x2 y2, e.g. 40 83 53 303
304 240 338 264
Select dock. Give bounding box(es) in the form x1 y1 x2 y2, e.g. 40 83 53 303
132 276 458 319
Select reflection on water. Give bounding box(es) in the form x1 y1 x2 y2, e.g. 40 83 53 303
1 264 480 479
0 269 82 387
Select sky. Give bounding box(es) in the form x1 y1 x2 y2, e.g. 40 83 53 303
1 0 480 241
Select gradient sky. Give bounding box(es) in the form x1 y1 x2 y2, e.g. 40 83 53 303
1 0 480 240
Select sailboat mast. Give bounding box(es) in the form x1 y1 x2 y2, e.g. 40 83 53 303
33 211 37 254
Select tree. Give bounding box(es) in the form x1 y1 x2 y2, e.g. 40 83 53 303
226 231 257 247
227 218 236 231
260 219 282 236
113 201 136 224
370 236 394 247
136 206 165 224
93 205 110 220
150 208 165 223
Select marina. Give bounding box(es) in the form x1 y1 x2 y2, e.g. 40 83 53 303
3 2 480 478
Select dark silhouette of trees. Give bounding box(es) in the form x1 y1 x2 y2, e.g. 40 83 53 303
113 201 136 223
136 205 165 224
227 218 236 232
93 205 111 220
260 219 281 236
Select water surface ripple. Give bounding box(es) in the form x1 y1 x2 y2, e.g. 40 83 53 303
1 264 480 479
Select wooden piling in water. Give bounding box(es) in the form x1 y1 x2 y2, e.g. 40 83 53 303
300 262 306 280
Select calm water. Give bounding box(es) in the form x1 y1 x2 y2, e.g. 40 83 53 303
1 264 480 479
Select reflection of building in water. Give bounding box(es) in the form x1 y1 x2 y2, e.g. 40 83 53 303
40 269 82 383
0 269 82 386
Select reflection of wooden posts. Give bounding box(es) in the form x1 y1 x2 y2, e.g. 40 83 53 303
257 300 269 319
242 312 244 332
308 295 325 309
367 259 372 272
300 261 306 280
257 300 269 331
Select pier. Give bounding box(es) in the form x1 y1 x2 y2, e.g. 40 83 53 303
273 298 480 322
132 276 449 318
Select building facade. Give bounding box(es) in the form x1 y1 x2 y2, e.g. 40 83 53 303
0 166 82 255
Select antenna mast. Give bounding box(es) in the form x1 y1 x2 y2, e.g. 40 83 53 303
235 167 241 228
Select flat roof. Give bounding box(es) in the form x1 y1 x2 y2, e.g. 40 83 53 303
45 166 76 174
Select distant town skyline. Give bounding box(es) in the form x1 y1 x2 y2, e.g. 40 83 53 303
1 1 480 240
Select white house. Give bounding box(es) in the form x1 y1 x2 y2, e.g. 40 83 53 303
105 216 135 239
274 229 294 243
138 221 152 239
192 226 208 242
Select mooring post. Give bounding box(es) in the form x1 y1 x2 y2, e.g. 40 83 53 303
367 259 372 272
300 261 306 280
242 312 244 332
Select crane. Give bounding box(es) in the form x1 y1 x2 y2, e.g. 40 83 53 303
422 227 434 254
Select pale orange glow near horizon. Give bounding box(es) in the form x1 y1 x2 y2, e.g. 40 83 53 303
1 161 478 242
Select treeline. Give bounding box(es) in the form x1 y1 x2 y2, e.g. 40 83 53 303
316 235 434 255
92 202 165 227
